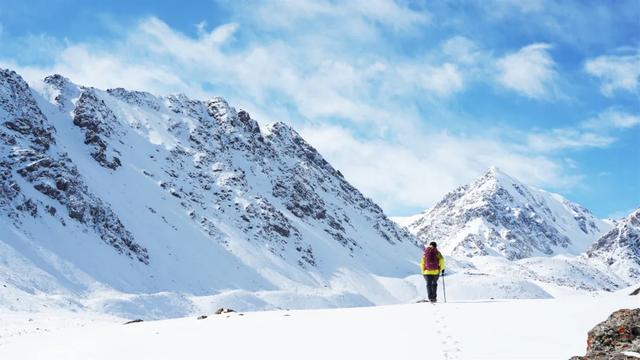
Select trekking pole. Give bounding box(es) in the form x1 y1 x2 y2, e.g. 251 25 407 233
442 271 447 303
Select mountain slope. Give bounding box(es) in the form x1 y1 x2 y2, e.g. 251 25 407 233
404 167 610 260
0 68 420 316
587 208 640 283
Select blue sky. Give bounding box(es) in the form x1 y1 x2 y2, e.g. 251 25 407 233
0 0 638 218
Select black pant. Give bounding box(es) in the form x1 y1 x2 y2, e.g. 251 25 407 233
424 274 439 301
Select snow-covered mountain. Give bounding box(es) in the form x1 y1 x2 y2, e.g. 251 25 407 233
587 208 640 283
403 167 610 260
394 167 637 293
0 68 421 316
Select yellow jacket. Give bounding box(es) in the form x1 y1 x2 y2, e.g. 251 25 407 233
420 250 445 275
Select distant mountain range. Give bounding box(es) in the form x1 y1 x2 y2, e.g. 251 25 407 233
393 167 638 291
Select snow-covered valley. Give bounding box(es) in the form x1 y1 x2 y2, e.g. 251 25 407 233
1 286 638 360
1 66 639 358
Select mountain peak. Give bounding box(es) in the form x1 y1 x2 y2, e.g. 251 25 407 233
486 165 500 175
479 166 520 188
42 73 81 111
401 167 610 260
43 73 72 88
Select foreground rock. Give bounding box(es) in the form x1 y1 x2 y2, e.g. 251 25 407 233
570 308 640 359
215 308 235 315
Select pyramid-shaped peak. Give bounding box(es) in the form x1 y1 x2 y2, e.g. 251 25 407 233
477 166 523 188
487 165 502 175
485 166 512 179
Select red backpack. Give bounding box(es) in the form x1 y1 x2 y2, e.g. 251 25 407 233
424 247 440 270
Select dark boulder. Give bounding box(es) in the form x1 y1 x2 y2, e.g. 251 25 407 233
570 308 640 359
214 308 235 315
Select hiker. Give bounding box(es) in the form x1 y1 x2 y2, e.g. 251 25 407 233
420 241 445 302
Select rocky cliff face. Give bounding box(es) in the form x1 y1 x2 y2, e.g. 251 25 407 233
587 209 640 283
403 167 609 260
1 69 148 264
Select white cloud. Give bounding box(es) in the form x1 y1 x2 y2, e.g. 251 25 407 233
300 124 577 214
239 0 430 34
397 62 465 98
582 108 640 130
526 108 639 152
527 129 615 152
195 21 208 36
496 43 558 99
1 44 192 96
442 36 482 65
421 63 464 97
606 207 638 220
585 48 640 96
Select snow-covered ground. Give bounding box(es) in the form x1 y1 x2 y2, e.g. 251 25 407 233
0 287 637 360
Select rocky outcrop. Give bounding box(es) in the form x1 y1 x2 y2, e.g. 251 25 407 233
0 68 148 264
73 89 122 169
570 308 640 359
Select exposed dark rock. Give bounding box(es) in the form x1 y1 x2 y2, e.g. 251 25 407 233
14 153 148 264
16 198 38 217
123 319 144 325
43 74 79 110
73 89 122 169
0 69 55 151
107 88 161 111
570 308 640 359
215 308 236 315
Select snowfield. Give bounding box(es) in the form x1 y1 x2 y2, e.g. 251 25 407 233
0 288 637 360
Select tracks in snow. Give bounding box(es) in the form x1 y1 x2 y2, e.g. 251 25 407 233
433 304 461 360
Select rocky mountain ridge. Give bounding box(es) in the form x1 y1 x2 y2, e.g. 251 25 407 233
0 67 419 315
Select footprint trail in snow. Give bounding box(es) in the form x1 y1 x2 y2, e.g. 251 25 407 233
434 304 461 360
